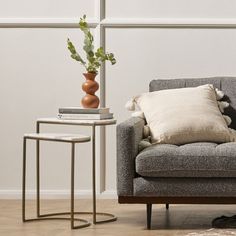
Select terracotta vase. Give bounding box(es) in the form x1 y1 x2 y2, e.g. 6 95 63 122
81 72 99 108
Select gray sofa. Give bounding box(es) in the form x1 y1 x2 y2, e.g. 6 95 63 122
117 77 236 229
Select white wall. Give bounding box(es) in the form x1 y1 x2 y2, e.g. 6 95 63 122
0 0 94 18
106 0 236 18
1 0 236 198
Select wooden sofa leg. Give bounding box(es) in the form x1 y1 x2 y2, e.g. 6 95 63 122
166 204 169 210
146 204 152 229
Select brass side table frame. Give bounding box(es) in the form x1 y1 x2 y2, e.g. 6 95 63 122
35 118 117 225
22 133 91 229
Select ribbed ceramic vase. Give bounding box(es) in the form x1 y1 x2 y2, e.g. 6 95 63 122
81 72 99 108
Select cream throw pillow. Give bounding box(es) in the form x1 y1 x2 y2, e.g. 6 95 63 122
134 84 235 145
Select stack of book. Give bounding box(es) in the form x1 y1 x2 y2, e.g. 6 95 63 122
58 107 113 120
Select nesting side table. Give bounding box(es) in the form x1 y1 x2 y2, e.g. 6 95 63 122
22 133 91 229
35 118 117 224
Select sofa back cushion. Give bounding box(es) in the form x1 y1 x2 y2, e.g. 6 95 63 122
149 77 236 129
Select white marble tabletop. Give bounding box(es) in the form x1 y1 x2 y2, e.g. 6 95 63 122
37 117 117 126
24 133 91 142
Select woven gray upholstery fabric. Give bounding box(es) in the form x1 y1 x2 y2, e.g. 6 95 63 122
149 77 236 129
117 117 145 195
136 142 236 178
149 77 221 91
134 177 236 197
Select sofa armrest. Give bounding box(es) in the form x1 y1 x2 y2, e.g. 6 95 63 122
117 117 145 196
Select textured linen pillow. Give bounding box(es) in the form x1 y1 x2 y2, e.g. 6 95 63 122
132 84 235 145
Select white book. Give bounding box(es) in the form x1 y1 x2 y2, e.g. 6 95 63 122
59 107 110 114
58 113 113 120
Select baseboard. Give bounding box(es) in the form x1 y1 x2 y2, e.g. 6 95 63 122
0 189 117 200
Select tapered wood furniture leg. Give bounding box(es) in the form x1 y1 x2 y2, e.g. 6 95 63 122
166 204 169 210
146 204 152 230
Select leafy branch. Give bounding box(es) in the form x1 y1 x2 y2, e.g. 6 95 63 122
67 15 116 73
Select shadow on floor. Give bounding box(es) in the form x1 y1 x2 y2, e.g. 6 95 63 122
117 204 236 230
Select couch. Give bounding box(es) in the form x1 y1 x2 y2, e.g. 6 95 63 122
117 77 236 229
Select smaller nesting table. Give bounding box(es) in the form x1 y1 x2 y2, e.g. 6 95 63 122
22 133 91 229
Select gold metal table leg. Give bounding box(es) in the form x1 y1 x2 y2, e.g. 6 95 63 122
91 124 117 224
36 122 40 217
22 137 26 222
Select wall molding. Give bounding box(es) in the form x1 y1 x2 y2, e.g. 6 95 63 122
0 18 98 28
1 17 236 28
0 190 117 199
101 18 236 28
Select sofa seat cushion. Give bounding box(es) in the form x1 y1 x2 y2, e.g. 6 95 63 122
136 142 236 178
134 177 236 197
